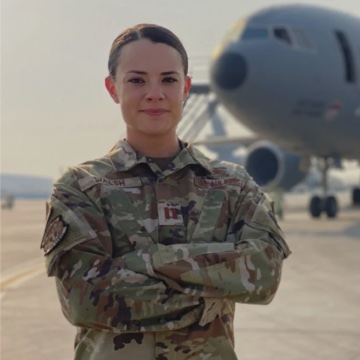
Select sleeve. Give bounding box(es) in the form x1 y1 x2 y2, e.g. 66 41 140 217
150 176 291 305
41 170 202 333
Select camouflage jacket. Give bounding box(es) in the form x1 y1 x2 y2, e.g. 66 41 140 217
41 140 291 360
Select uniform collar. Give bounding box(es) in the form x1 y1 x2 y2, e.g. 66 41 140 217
107 139 212 175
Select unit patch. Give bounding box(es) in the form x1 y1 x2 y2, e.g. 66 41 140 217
41 215 68 255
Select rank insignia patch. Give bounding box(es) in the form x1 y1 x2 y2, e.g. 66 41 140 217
41 215 68 255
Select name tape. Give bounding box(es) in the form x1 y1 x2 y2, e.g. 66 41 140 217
79 176 142 191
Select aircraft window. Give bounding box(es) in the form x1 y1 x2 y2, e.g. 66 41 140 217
335 30 356 83
273 28 292 45
241 28 269 40
291 29 314 50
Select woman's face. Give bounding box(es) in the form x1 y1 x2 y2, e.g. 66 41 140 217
105 39 191 140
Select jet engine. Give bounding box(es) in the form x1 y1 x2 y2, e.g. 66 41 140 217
245 141 310 191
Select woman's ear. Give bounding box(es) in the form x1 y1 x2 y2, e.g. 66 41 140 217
183 75 192 102
105 76 120 104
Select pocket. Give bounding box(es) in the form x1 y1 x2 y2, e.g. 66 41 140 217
190 189 228 243
100 185 155 252
249 196 291 258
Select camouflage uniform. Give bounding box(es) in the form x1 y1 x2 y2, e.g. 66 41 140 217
41 140 290 360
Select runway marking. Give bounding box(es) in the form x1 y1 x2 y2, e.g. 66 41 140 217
0 263 45 291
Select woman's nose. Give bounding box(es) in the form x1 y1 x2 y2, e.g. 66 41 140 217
145 83 165 101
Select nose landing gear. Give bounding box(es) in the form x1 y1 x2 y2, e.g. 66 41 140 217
309 157 338 218
352 187 360 206
309 194 338 218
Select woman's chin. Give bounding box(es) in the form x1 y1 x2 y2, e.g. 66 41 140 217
140 124 174 137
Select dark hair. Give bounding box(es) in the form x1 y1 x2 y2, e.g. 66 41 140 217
108 24 188 79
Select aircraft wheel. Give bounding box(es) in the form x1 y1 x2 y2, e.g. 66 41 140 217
309 196 322 218
325 195 338 218
352 188 360 206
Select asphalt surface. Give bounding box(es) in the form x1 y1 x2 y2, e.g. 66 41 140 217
1 194 360 360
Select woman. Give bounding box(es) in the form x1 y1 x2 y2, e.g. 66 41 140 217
41 24 291 360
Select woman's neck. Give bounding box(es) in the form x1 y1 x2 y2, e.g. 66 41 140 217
125 133 181 158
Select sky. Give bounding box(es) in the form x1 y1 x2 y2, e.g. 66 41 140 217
2 0 360 180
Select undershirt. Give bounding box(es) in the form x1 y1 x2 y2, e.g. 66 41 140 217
147 155 177 171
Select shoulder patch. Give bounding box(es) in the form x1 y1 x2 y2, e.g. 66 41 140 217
41 215 68 255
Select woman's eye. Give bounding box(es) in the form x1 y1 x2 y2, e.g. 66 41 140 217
163 77 178 83
128 78 144 84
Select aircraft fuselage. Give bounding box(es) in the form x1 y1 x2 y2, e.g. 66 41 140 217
210 5 360 161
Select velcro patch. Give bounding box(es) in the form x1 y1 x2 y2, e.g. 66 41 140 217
41 215 68 255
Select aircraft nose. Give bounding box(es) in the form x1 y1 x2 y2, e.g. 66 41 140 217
212 52 247 90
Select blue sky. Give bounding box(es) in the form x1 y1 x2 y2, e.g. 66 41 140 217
2 0 359 179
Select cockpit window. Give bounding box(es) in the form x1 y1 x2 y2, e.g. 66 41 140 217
272 27 316 52
273 28 292 45
241 27 269 40
291 29 314 50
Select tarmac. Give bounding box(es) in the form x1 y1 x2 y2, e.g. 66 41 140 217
1 193 360 360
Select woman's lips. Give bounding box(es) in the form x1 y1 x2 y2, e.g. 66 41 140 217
141 109 169 116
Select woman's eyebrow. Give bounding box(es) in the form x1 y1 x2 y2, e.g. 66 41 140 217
126 70 147 75
125 70 180 75
161 71 180 75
